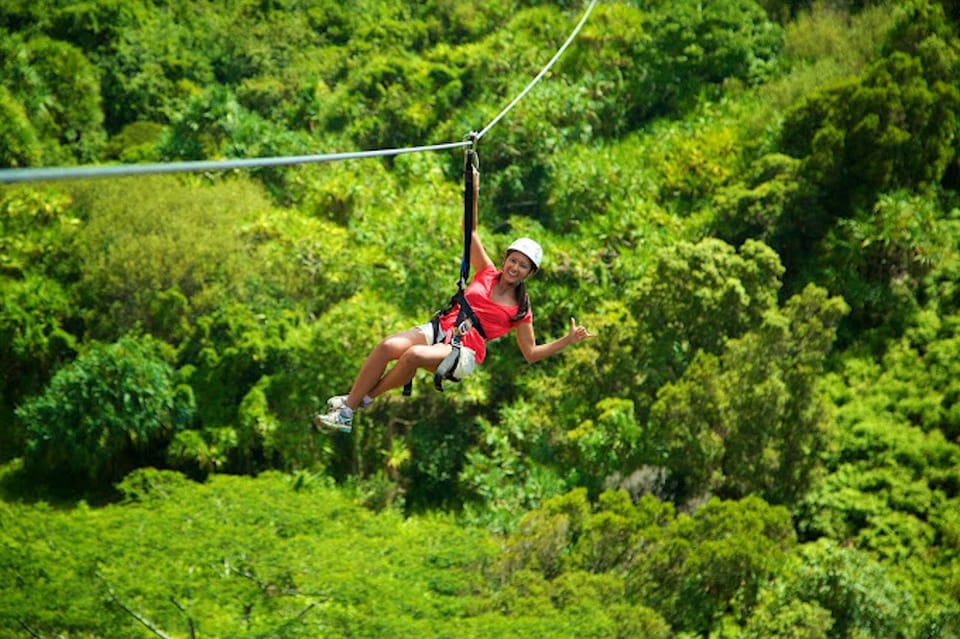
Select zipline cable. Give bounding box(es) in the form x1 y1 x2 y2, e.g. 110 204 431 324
476 0 596 142
0 0 597 185
0 141 472 184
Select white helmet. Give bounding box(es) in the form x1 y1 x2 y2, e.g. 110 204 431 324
507 237 543 270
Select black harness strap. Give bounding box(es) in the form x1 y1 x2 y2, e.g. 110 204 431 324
403 139 482 397
431 289 487 392
460 141 478 289
435 289 487 341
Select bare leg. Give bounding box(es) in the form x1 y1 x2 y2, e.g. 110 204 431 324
343 328 446 409
367 342 451 398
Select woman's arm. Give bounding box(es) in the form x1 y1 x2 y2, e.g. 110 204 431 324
467 166 493 272
514 317 594 364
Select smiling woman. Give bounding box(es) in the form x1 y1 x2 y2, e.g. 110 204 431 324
313 163 594 434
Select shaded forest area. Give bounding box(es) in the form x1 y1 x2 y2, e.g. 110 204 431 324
2 0 960 636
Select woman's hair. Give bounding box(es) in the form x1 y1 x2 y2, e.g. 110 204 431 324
505 248 536 322
512 280 530 322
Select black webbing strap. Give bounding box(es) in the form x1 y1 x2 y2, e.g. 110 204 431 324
437 289 487 341
460 142 478 289
402 291 486 396
402 136 480 397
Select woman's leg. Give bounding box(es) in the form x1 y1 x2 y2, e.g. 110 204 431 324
344 328 436 409
367 342 451 398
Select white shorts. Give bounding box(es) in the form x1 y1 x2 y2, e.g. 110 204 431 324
416 321 444 345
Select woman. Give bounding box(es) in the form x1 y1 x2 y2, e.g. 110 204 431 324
314 173 594 433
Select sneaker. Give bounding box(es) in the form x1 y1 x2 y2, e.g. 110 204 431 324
326 394 374 410
313 406 353 433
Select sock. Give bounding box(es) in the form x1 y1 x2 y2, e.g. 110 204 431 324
341 406 354 418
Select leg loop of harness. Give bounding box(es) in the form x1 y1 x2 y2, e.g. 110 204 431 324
434 345 462 392
403 313 445 396
431 295 483 392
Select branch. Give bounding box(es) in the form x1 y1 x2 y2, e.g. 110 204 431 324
17 619 43 638
107 587 176 639
294 602 317 620
169 597 197 639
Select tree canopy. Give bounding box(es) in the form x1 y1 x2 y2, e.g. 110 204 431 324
2 0 960 637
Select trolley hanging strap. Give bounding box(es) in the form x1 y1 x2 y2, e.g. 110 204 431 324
460 136 479 290
402 136 481 397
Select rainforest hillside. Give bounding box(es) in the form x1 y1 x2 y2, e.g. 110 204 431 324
1 0 960 637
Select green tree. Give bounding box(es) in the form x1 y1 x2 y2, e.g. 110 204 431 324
173 304 304 476
318 53 463 151
563 397 644 497
459 405 568 531
627 495 796 635
816 189 954 331
793 307 960 636
0 32 105 162
0 186 81 454
640 0 783 117
496 487 594 579
759 539 920 639
743 597 835 639
158 85 312 195
649 284 848 504
0 185 80 282
776 14 960 287
16 334 195 489
103 119 164 162
84 1 212 131
0 276 77 460
783 51 959 209
711 152 808 246
555 2 649 136
0 85 42 167
632 238 785 391
67 174 321 342
571 490 675 574
770 0 960 313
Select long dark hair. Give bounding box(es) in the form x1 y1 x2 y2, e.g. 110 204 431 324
505 249 535 322
512 279 531 322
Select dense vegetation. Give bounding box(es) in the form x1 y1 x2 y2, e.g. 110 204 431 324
2 0 959 636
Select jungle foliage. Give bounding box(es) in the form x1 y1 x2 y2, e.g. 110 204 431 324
1 0 960 637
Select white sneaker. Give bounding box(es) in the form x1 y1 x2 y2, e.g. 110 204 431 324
313 406 353 433
326 394 373 410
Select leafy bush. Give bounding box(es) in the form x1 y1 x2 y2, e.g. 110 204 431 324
711 152 807 245
632 238 785 390
638 0 784 117
780 45 960 219
650 284 848 504
626 495 796 635
172 304 332 477
103 120 164 161
760 539 921 639
0 276 77 460
0 32 105 162
67 174 312 341
816 189 954 330
0 186 82 455
460 408 568 531
0 85 42 168
16 334 195 488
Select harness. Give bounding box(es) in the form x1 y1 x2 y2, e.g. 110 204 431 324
430 286 487 390
403 137 485 395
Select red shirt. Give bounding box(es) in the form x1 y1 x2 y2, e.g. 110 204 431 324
438 265 533 363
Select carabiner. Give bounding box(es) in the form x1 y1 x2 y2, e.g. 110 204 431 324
463 131 480 171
